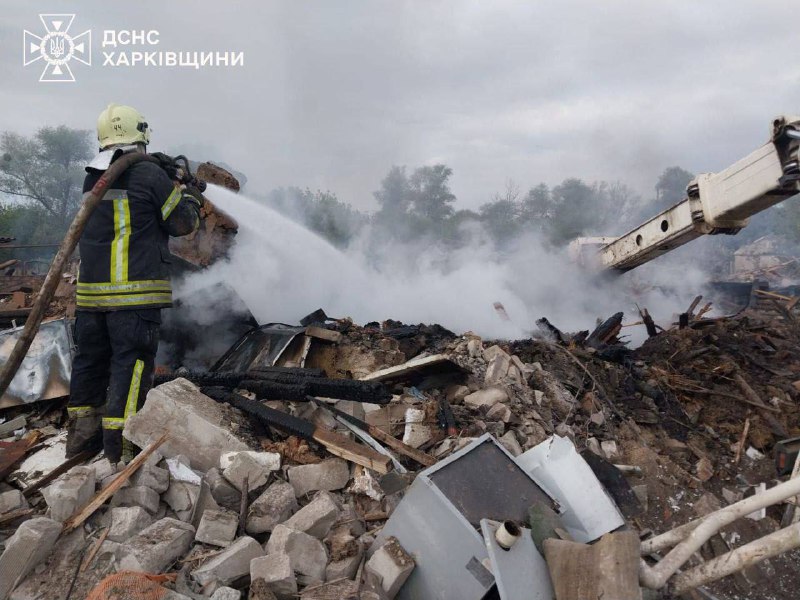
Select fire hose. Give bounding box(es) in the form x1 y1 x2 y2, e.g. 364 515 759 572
0 152 156 399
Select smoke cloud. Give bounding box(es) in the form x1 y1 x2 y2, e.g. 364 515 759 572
171 185 711 353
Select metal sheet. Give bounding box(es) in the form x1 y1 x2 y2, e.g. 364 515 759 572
373 478 494 600
211 323 305 372
428 438 552 527
480 519 554 600
371 435 556 600
516 435 625 543
0 318 73 407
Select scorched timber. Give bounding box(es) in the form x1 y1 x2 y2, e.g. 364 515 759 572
155 370 393 404
203 387 392 474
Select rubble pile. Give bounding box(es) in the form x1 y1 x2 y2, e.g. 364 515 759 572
2 302 800 599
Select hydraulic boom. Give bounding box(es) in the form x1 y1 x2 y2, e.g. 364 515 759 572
573 116 800 272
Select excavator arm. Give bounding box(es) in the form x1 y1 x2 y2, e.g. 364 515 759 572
573 116 800 272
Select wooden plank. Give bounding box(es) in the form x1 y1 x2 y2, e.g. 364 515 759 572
305 326 343 344
0 507 33 526
80 528 109 573
320 400 436 467
543 531 641 600
755 289 794 302
733 373 788 437
365 421 436 467
686 295 703 317
62 433 168 533
312 427 392 474
360 354 464 382
0 431 43 480
734 418 750 465
0 415 26 437
238 475 249 537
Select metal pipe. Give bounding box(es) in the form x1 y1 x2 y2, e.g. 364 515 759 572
495 520 522 550
671 522 800 594
639 475 800 589
0 152 155 398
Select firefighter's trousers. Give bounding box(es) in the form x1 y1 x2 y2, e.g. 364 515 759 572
67 309 160 462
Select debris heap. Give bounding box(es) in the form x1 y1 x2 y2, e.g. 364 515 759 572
2 300 800 599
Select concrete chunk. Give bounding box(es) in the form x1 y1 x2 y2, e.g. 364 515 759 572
499 431 523 457
250 553 298 600
0 517 62 600
207 467 241 511
0 489 28 514
90 458 116 482
287 458 350 497
365 536 414 599
484 346 512 385
42 466 95 522
283 492 338 539
210 587 241 600
401 408 431 449
163 481 200 521
192 536 264 586
221 451 280 492
118 517 195 573
265 524 328 580
108 506 153 542
325 549 363 582
464 387 508 410
196 509 239 547
131 461 170 493
123 378 251 472
111 485 160 514
246 480 298 534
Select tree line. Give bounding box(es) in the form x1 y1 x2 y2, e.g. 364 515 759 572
1 125 796 263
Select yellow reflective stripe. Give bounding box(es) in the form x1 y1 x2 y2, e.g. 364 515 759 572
110 197 131 283
77 280 171 294
161 187 182 220
102 417 125 430
125 360 144 421
76 292 172 308
67 406 96 417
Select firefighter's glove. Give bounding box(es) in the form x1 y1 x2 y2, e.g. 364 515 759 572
150 152 179 181
184 185 206 208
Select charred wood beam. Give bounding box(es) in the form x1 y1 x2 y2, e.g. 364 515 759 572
155 370 392 404
203 387 392 473
586 312 624 348
639 308 658 338
239 379 392 405
536 317 565 343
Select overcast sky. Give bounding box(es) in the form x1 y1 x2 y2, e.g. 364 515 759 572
1 0 797 211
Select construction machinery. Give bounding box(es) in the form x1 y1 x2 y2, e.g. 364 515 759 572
571 115 800 272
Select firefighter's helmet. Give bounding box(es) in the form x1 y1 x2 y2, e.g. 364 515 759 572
96 103 151 149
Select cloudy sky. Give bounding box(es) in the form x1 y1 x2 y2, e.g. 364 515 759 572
1 0 797 211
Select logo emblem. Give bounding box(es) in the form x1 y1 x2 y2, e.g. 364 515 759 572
24 14 91 82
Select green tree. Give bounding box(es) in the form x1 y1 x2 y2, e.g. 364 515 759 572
655 166 694 208
261 187 366 248
548 178 599 244
303 190 366 248
479 180 523 247
0 126 93 229
409 164 456 224
374 166 411 220
520 183 553 234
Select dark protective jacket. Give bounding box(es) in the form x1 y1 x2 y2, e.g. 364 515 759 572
77 157 200 310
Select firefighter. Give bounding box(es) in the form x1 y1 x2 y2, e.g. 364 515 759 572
65 103 203 463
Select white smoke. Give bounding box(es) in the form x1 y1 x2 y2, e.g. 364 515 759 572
174 184 712 346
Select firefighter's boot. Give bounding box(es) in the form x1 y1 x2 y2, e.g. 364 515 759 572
65 413 103 458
